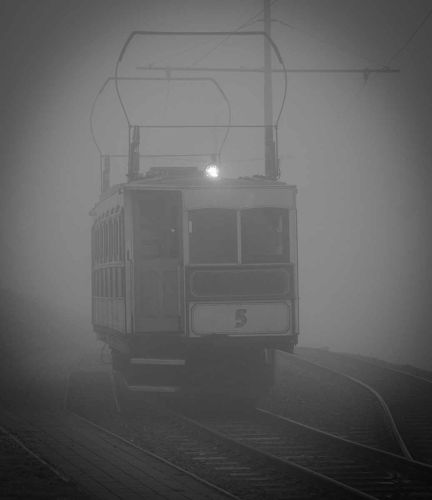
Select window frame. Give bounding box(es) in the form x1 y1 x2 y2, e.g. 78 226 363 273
241 207 290 264
188 207 290 265
188 208 238 265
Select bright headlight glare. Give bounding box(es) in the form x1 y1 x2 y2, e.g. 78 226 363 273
205 164 220 179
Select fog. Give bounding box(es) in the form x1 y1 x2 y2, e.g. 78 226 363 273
1 0 431 369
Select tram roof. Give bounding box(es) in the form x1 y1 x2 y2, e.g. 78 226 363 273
125 173 295 190
96 168 296 206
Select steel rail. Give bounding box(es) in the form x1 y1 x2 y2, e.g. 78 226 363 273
180 406 432 498
280 351 414 460
256 408 432 480
71 411 239 499
0 422 70 482
177 411 375 499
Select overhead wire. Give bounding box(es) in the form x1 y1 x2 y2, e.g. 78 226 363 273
386 6 432 66
190 0 280 66
268 18 388 69
350 5 432 99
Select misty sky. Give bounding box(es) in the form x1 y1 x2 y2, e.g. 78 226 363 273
1 0 432 369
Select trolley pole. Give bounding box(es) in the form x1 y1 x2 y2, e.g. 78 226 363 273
264 0 277 179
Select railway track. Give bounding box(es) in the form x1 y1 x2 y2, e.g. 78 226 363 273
295 348 432 464
0 407 235 500
265 350 405 455
64 357 432 499
179 405 432 500
104 400 374 499
65 369 368 499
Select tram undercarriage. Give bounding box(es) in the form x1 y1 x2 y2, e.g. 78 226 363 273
102 330 294 400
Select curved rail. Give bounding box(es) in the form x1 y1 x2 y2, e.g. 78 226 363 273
294 348 432 464
342 352 432 386
280 351 414 460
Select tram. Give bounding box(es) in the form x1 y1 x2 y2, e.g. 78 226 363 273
90 31 299 399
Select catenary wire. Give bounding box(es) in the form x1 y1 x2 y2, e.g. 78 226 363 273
190 0 280 66
386 7 432 66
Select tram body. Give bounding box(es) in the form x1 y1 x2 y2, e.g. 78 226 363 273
90 30 299 398
91 167 299 396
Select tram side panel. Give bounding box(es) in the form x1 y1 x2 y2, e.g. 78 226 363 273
91 190 128 343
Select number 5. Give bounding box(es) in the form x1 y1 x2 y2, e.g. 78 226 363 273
235 308 247 328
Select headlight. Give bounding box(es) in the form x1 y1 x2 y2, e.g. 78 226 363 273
204 164 220 179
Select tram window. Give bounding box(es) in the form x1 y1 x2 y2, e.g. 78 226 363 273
96 270 100 296
119 212 124 261
101 224 104 263
97 225 101 263
241 208 289 263
115 268 121 298
120 268 125 297
105 222 109 262
109 219 113 262
115 268 119 298
91 227 94 264
101 268 105 297
101 224 104 262
107 221 111 262
103 222 108 263
94 226 98 263
114 218 119 261
189 209 237 264
93 226 97 264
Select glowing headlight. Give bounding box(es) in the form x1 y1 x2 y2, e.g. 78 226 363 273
204 164 220 179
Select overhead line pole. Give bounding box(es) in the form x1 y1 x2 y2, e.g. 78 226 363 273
264 0 277 179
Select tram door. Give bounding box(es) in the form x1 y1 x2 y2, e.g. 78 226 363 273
132 191 182 333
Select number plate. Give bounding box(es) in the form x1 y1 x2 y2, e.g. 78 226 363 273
190 302 290 335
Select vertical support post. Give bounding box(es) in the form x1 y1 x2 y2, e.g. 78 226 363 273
102 155 111 192
99 155 103 194
127 125 140 181
264 0 276 179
